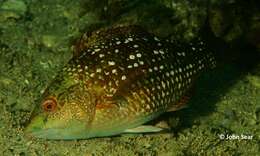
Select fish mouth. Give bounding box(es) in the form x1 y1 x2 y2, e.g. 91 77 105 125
25 125 85 140
25 115 90 140
25 127 72 140
24 114 51 138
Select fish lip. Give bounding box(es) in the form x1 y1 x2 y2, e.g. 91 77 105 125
25 125 69 140
25 120 65 139
24 124 46 137
25 120 90 140
26 128 58 139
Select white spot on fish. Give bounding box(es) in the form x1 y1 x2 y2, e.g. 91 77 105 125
177 52 186 56
112 69 117 74
95 48 101 52
121 75 126 80
99 54 104 58
128 37 133 41
154 36 160 41
136 53 142 57
129 55 135 59
142 37 148 41
159 50 164 54
108 61 115 66
162 81 166 89
96 68 102 73
153 50 159 54
162 92 165 98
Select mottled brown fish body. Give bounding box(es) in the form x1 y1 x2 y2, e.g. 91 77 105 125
65 26 215 134
26 26 216 139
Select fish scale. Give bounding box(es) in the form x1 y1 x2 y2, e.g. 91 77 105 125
25 25 216 139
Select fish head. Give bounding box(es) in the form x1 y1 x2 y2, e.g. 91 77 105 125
25 74 96 140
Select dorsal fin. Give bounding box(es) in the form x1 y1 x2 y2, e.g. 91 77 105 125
72 25 152 57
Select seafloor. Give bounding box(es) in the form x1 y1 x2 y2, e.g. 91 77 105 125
0 0 259 155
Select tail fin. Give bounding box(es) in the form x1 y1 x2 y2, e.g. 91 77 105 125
193 38 217 70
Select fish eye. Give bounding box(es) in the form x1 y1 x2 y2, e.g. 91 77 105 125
42 97 57 112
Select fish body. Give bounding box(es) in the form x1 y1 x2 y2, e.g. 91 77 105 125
25 26 216 140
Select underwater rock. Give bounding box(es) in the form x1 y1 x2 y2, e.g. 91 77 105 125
209 0 260 46
0 10 20 21
1 0 27 13
0 0 27 21
91 0 209 40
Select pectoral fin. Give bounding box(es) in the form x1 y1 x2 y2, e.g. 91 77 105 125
123 125 164 133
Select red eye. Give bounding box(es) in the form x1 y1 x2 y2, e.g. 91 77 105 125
42 97 57 112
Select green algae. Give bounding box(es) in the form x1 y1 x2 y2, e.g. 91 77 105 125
0 0 259 155
0 0 27 21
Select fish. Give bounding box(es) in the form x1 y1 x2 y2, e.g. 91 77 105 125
25 25 216 140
